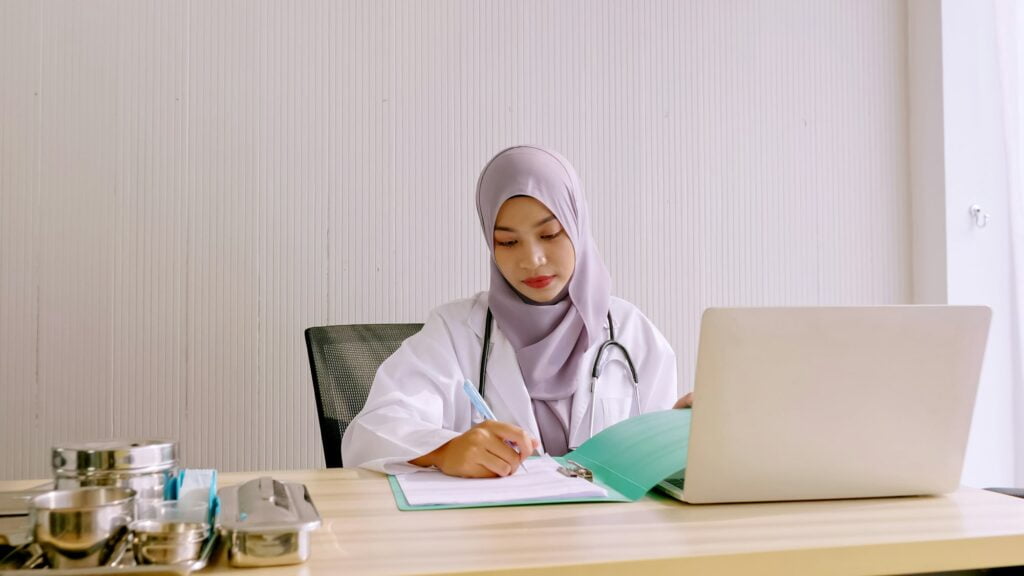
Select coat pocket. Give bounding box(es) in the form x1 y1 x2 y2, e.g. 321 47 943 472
597 397 633 431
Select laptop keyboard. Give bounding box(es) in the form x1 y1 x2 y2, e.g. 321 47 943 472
663 477 685 489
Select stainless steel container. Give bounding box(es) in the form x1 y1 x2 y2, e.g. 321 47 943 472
130 520 209 565
52 440 177 503
218 477 321 567
30 487 135 569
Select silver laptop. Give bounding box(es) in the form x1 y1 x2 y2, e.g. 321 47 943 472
658 305 991 504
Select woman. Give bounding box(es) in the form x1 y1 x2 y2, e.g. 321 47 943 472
342 146 687 477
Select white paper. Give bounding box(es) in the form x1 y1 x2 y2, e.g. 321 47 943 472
396 455 607 506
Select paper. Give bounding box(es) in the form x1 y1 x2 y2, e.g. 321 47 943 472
395 455 607 506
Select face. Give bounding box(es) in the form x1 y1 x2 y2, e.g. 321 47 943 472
492 196 576 303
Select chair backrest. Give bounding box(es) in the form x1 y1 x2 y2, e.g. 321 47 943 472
304 323 423 468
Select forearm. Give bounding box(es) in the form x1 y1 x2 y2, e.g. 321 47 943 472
342 412 459 473
409 442 448 468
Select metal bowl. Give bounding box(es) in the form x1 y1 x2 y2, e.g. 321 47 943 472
130 520 209 565
30 487 135 569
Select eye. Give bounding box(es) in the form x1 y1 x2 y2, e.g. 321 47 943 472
493 231 518 247
540 229 564 241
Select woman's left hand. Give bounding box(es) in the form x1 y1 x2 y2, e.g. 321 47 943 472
673 392 693 409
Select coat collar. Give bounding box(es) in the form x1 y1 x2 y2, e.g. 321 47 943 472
483 330 542 444
464 291 620 452
465 292 542 445
468 292 488 339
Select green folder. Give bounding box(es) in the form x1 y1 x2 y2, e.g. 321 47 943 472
388 408 691 510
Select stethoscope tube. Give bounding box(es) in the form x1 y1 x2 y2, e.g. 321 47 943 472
588 314 640 438
478 309 641 440
479 309 495 398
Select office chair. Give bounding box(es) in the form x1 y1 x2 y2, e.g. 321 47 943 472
305 323 423 468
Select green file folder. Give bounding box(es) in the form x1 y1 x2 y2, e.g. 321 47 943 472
388 408 691 510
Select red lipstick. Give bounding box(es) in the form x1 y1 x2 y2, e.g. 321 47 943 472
523 275 555 289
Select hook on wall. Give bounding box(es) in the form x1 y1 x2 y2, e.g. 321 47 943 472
969 205 990 228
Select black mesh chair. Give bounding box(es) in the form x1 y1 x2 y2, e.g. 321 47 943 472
304 323 423 468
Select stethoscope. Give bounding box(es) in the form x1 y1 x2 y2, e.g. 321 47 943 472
478 308 641 439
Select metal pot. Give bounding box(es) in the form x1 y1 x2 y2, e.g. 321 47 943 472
52 441 177 504
30 487 135 569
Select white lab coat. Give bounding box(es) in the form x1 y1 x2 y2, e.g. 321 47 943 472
341 292 678 473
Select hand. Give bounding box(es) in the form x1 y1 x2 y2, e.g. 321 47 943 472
409 420 540 478
673 392 693 409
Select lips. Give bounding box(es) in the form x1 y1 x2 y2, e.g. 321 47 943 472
523 275 555 289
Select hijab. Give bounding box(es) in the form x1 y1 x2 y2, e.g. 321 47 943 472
476 146 611 455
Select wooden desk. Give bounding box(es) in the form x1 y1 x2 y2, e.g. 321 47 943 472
4 469 1024 575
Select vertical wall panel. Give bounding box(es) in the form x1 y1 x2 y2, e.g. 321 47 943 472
186 0 262 471
0 0 42 476
110 0 189 446
254 0 330 471
36 0 119 458
1 0 910 479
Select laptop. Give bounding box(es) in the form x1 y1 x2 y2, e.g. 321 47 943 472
657 305 991 504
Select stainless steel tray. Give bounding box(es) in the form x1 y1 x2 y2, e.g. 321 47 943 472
0 529 219 575
218 478 320 567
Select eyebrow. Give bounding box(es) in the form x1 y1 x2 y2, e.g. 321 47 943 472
494 215 557 233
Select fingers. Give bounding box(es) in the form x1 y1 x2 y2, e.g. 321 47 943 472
489 438 522 466
475 449 516 477
480 420 537 461
440 439 513 478
437 421 542 478
476 421 537 471
673 392 693 409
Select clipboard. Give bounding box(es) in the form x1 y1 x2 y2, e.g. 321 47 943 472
388 409 691 510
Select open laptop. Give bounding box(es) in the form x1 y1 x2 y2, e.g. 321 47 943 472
657 305 991 504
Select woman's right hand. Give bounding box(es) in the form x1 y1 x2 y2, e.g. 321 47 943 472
409 421 540 478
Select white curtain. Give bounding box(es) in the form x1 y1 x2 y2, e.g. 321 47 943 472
994 0 1024 485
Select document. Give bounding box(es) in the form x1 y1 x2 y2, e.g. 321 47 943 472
395 455 607 506
389 409 691 510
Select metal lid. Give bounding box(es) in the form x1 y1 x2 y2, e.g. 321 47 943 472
52 440 177 474
218 477 321 533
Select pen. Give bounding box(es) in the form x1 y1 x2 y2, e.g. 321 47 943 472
462 379 530 472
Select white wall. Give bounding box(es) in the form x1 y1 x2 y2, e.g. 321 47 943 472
0 0 911 480
942 0 1017 487
908 0 1018 487
1007 0 1024 487
908 0 947 306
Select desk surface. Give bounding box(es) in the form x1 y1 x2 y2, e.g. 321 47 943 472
4 469 1024 575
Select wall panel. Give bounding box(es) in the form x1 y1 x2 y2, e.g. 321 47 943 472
0 0 42 476
0 0 910 479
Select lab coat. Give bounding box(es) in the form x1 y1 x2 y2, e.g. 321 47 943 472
341 291 678 473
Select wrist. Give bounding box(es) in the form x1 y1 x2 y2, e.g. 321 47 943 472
409 442 447 469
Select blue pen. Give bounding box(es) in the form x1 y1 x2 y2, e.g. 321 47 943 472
462 379 531 472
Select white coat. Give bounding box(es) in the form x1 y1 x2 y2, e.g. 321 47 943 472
341 292 678 473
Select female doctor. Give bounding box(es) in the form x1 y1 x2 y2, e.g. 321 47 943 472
342 146 690 477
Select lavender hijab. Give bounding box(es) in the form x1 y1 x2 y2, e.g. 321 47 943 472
476 146 611 455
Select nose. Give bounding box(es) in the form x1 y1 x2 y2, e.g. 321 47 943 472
519 241 547 269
